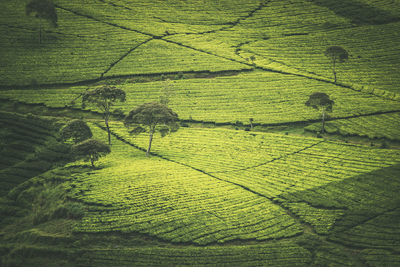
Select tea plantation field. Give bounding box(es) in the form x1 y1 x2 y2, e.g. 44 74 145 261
1 0 400 266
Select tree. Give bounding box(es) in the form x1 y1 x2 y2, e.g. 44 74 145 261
305 92 334 134
82 85 126 145
60 119 92 144
124 102 179 156
26 0 58 44
324 46 349 83
72 138 110 168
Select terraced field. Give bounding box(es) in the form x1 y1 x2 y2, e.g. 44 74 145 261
0 112 69 196
1 71 399 124
1 0 400 266
305 112 400 141
64 123 400 264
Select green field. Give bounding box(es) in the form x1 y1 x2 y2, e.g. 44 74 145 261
1 0 400 266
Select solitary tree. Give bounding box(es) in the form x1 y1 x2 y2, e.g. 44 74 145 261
324 46 349 83
124 102 179 156
60 119 92 144
305 92 334 134
72 138 110 168
82 85 126 145
26 0 58 44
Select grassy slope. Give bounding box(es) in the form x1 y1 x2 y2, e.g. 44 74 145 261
1 71 399 125
1 0 400 266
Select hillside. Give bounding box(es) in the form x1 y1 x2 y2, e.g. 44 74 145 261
1 0 400 266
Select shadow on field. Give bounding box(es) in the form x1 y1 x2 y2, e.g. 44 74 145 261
307 0 400 25
279 163 400 234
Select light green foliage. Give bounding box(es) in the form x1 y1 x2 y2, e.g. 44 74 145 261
0 0 149 85
53 0 261 35
112 125 400 196
108 124 400 237
71 125 302 244
165 0 352 61
244 22 400 93
285 202 344 234
104 39 251 77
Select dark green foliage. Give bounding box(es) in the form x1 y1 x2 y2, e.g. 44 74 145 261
52 202 85 220
26 0 58 44
82 86 126 145
305 92 334 133
324 46 349 83
72 138 111 167
305 92 334 111
124 102 179 156
60 119 92 144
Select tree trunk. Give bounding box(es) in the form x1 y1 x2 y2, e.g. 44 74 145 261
146 128 155 157
321 109 326 134
90 156 95 168
332 58 337 83
105 116 111 146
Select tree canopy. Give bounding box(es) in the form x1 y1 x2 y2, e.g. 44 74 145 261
124 102 179 156
72 138 110 168
305 92 334 134
82 85 126 145
60 119 92 144
26 0 58 43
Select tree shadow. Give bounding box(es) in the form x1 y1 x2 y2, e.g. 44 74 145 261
307 0 400 25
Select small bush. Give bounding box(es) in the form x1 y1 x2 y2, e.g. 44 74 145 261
52 202 85 219
235 120 243 127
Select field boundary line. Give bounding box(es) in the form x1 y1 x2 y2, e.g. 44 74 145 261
95 123 321 237
209 140 325 174
100 38 154 78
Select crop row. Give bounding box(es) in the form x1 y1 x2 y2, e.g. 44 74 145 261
68 124 303 244
110 122 321 173
104 39 251 78
0 112 63 195
305 112 400 141
76 241 311 266
165 0 353 63
330 208 400 249
244 21 400 94
0 1 149 86
107 125 400 235
1 71 399 125
54 0 262 36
